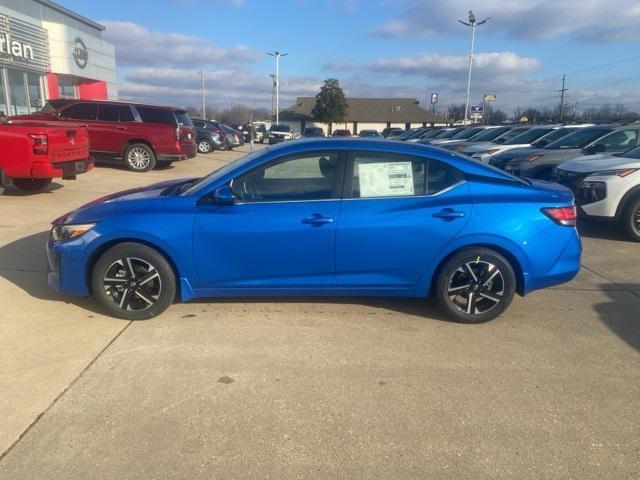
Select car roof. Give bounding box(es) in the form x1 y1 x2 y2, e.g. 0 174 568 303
47 98 185 111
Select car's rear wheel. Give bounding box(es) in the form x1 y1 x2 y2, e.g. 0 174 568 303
91 242 176 320
12 178 52 192
124 143 156 172
434 247 516 323
198 139 213 154
621 196 640 242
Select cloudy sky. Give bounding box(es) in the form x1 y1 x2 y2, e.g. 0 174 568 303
62 0 640 114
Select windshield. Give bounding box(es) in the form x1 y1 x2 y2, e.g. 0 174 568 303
532 127 574 146
545 127 611 149
437 128 463 139
470 127 511 142
451 127 484 139
504 127 552 145
183 149 265 195
271 124 291 132
623 145 640 159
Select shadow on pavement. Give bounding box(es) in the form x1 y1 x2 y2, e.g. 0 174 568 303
2 182 63 196
578 220 631 242
0 230 104 314
594 284 640 352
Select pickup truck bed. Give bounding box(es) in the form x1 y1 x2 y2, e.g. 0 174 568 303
0 120 92 194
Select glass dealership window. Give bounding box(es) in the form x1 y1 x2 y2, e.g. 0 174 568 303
0 70 6 116
7 69 28 115
58 76 77 99
3 69 45 115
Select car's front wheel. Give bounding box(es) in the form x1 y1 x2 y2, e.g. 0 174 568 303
434 247 516 323
622 196 640 242
91 242 176 320
12 178 52 192
124 143 156 172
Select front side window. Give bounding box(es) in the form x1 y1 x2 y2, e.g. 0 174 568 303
597 129 638 149
350 152 462 199
119 105 135 122
59 102 98 120
232 152 340 203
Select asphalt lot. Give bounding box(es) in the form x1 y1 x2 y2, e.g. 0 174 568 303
0 144 638 479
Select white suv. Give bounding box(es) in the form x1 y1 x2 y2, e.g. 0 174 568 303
553 145 640 241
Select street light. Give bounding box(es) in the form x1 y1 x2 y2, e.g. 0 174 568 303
458 10 490 125
269 74 276 119
267 51 288 124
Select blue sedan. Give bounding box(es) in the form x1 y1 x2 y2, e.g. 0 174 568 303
46 139 581 323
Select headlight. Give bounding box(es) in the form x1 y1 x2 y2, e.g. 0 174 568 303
591 168 638 178
484 149 500 155
50 223 96 242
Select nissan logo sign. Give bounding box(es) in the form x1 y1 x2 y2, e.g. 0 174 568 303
71 37 88 69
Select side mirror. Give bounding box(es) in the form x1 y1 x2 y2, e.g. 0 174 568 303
213 184 235 205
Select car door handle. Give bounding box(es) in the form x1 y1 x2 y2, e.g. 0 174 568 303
117 127 127 131
432 209 465 220
301 215 334 225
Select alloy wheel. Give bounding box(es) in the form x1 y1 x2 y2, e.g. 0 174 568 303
127 147 151 170
447 260 505 315
103 257 161 311
634 206 640 235
198 140 212 153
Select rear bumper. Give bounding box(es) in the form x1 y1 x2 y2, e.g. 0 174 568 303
158 150 196 162
525 227 582 293
30 158 93 180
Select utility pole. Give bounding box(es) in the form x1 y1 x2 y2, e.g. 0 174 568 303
267 51 288 124
458 11 490 125
200 70 206 119
559 74 567 122
269 74 276 119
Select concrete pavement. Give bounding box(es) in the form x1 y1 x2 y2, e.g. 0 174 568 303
0 145 638 479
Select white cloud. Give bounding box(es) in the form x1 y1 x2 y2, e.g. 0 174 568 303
373 0 640 42
101 21 260 68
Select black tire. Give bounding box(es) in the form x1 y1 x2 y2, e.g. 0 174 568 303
434 247 516 323
124 143 156 172
91 242 176 320
197 139 213 154
621 196 640 242
12 178 52 192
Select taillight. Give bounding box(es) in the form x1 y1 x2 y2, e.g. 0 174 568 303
29 134 48 154
542 206 577 226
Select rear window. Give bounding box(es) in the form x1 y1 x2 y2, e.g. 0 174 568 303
135 106 176 125
174 111 193 127
545 127 612 149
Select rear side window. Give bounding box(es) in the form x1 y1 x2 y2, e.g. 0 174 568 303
60 102 98 120
349 152 462 198
119 105 135 122
97 103 119 122
135 106 175 125
175 110 193 126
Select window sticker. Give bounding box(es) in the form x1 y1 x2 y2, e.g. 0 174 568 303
357 162 414 197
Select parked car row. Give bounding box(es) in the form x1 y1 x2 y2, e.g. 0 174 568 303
394 122 640 241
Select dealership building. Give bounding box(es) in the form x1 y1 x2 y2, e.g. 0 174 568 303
0 0 116 116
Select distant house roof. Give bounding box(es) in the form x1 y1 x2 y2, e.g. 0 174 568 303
280 97 447 124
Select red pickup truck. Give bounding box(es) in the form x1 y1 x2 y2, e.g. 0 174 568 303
0 120 92 195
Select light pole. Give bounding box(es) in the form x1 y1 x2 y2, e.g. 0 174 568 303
267 51 288 124
200 69 206 119
269 74 276 119
458 11 489 125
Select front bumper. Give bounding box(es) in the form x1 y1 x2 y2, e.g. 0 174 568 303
46 236 92 297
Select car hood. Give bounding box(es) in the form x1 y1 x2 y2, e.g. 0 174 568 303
557 154 639 173
462 142 500 153
57 178 197 224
